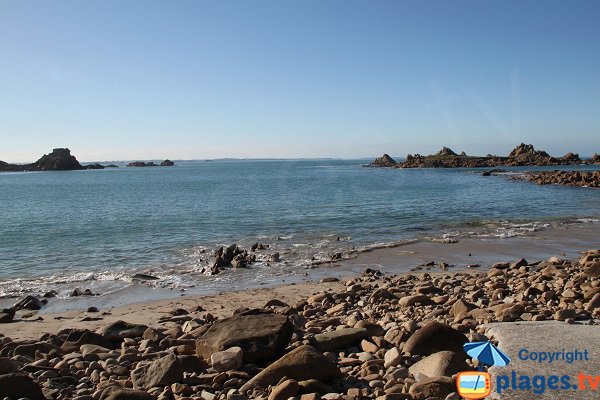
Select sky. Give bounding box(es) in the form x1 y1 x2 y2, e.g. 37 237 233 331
0 0 599 162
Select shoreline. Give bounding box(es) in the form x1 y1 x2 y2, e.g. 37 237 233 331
2 220 599 340
0 241 598 400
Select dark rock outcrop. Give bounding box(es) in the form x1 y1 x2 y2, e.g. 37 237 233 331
160 159 175 166
204 243 257 275
368 154 397 167
34 148 84 170
0 148 84 172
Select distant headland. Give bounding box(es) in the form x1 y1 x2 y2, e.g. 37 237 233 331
0 148 174 172
369 143 600 168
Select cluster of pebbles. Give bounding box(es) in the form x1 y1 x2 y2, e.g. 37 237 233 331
1 249 599 400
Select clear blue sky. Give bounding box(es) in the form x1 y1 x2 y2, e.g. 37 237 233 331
1 0 599 162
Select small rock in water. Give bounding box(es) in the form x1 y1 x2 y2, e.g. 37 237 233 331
13 295 46 311
132 273 160 281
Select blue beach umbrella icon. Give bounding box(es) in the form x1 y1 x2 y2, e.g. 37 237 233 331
464 341 511 369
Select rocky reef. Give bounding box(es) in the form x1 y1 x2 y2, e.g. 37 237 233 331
370 143 593 168
127 160 175 167
517 170 600 188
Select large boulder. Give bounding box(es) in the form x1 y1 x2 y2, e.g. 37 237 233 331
160 159 175 166
310 328 369 352
131 353 183 389
403 321 467 356
196 311 293 364
408 351 470 377
0 373 45 400
97 320 148 341
240 345 341 391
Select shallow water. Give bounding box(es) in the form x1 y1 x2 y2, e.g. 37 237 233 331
1 160 599 300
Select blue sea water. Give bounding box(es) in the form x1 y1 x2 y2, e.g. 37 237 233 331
1 160 599 300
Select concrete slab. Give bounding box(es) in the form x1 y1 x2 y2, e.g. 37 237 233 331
483 321 600 399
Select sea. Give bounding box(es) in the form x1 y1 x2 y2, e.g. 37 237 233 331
1 159 599 308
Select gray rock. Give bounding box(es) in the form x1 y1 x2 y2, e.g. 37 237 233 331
310 328 369 352
211 346 243 372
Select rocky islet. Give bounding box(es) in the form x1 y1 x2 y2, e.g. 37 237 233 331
0 148 175 172
369 143 598 168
